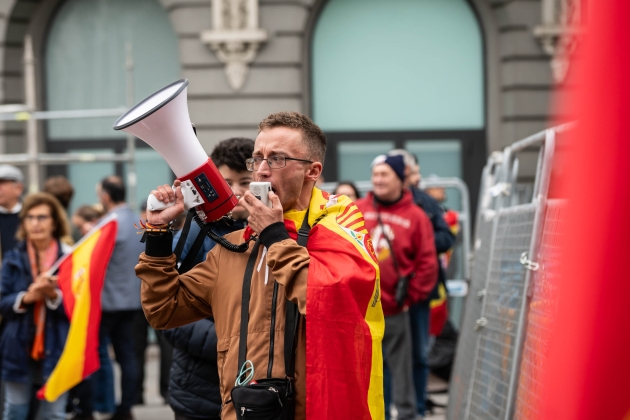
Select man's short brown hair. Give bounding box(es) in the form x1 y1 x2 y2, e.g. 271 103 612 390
258 112 327 164
74 205 104 223
43 176 74 210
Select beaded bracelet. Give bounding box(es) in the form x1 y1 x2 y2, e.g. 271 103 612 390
134 220 172 235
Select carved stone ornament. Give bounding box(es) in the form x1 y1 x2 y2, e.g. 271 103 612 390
201 0 268 91
533 0 583 83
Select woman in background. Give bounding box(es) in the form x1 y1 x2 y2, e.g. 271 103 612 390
334 181 361 201
0 193 71 420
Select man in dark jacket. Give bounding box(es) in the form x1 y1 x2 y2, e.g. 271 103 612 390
0 164 24 419
92 176 145 420
388 150 456 416
161 138 254 420
161 319 220 420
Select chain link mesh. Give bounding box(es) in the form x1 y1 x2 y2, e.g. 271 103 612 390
467 205 536 420
513 200 567 419
447 214 496 420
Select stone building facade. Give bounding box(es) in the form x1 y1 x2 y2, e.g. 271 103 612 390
0 0 565 210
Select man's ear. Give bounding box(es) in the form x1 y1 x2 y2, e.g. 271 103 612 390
305 162 323 182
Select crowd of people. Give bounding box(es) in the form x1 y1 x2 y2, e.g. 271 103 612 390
0 111 458 420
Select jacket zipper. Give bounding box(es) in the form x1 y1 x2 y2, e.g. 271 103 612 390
267 281 279 378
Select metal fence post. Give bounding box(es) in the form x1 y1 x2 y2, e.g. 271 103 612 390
24 35 39 193
463 210 500 419
503 129 556 419
125 42 137 211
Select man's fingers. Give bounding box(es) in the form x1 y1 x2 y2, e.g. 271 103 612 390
174 184 184 202
241 191 261 210
269 191 281 211
154 185 167 202
154 184 175 203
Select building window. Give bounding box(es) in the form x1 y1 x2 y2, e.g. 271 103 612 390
45 0 180 210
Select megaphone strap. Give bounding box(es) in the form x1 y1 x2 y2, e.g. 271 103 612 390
191 213 253 254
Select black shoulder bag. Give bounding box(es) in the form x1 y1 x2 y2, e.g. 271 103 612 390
373 199 411 307
230 211 309 420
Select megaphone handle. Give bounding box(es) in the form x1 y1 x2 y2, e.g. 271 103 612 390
147 190 177 211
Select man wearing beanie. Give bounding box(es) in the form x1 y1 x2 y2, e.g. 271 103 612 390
356 155 438 420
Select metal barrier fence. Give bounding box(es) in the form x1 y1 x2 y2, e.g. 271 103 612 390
513 199 567 419
447 124 571 420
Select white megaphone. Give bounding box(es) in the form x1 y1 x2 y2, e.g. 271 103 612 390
113 79 238 223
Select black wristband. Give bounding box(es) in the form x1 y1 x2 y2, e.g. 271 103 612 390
259 222 290 248
145 231 174 257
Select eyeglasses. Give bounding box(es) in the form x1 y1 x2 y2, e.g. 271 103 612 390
25 215 51 223
245 155 313 171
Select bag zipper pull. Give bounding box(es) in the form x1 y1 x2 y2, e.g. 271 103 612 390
268 387 283 407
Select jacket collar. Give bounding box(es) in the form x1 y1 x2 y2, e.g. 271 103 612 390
367 189 414 210
15 239 65 278
0 202 22 214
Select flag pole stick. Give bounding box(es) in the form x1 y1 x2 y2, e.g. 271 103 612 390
45 213 119 276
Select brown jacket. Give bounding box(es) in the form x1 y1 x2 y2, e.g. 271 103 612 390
135 230 308 420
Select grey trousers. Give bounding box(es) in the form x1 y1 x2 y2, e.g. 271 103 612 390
383 311 417 420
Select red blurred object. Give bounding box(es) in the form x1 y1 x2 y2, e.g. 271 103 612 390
539 1 630 419
429 285 448 337
429 208 459 336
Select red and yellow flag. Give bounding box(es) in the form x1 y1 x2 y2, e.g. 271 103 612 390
37 215 118 402
283 188 384 420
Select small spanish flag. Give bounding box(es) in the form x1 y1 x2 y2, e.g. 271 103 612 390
37 215 118 402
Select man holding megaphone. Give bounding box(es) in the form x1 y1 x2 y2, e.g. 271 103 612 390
135 112 385 420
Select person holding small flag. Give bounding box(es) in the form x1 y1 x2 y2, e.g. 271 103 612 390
0 193 71 420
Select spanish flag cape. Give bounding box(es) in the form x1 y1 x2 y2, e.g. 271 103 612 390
37 215 118 402
284 187 385 420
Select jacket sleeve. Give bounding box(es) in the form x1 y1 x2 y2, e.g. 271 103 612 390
135 233 219 330
260 222 309 316
415 189 456 254
48 289 68 317
407 212 439 304
431 208 456 254
265 239 309 316
0 259 25 317
160 318 218 362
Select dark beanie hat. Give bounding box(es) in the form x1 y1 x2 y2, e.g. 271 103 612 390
372 154 405 183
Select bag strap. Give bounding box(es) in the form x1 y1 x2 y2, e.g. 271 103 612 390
284 210 309 378
179 222 214 274
237 237 261 375
173 210 195 261
373 198 402 279
236 210 310 381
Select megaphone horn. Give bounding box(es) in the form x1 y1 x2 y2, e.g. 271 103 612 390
113 79 238 224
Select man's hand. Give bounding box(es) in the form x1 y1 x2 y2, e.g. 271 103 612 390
240 191 283 235
147 180 185 225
